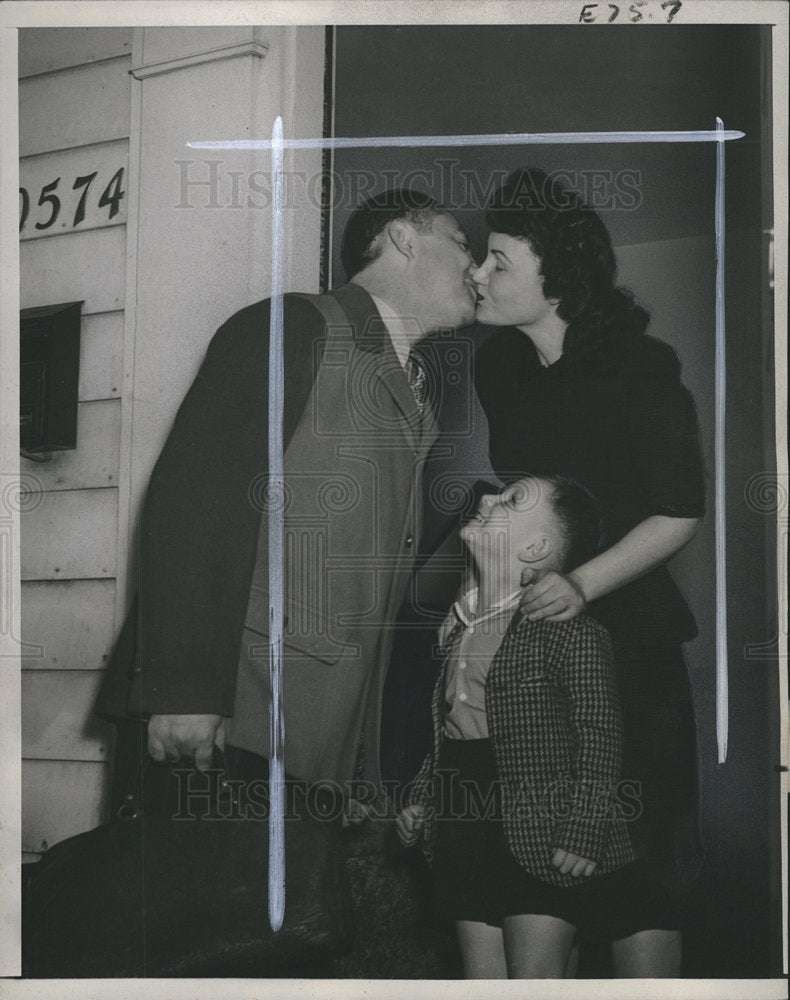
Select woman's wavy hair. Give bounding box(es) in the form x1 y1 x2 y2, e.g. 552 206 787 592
485 168 649 372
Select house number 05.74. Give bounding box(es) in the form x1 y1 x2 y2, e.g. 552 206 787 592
19 168 125 233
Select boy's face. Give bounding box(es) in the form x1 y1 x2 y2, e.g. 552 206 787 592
460 479 560 578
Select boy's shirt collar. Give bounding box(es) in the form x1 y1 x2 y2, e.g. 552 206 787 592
453 586 523 629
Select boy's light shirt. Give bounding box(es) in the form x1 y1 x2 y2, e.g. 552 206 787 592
454 586 524 629
438 586 524 645
442 586 524 741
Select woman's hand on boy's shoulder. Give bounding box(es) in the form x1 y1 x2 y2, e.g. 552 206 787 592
519 569 587 623
551 847 598 878
396 804 426 847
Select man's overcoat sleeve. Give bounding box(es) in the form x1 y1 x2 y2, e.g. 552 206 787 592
96 295 325 719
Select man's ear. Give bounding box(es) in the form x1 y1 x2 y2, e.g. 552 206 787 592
387 219 416 260
517 535 553 564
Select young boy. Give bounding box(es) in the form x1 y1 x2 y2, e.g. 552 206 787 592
397 475 659 978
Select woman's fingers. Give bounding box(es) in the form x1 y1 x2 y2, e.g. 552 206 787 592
543 603 584 622
526 597 568 621
520 588 559 615
520 573 569 608
519 567 538 587
524 591 577 620
520 574 557 605
520 572 586 621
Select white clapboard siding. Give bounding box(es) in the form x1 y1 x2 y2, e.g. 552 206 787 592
22 760 109 853
21 225 126 314
21 578 116 670
18 27 132 79
79 311 124 401
20 140 129 241
140 25 260 65
17 27 132 872
20 399 121 492
20 488 118 581
22 670 114 761
19 57 132 158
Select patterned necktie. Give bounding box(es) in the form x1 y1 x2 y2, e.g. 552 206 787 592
406 349 428 418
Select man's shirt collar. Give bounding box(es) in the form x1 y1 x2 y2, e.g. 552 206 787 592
369 291 421 369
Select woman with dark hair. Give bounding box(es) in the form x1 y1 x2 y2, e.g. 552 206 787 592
472 167 705 976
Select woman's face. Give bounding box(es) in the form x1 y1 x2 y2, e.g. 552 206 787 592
472 232 559 329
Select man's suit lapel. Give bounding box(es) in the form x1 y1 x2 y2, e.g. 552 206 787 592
330 283 426 452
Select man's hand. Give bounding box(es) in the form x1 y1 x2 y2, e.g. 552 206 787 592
551 847 597 878
395 804 426 847
519 570 586 623
343 798 374 828
147 714 226 772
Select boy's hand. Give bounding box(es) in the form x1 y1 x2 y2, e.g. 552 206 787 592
395 804 426 847
551 847 597 878
520 570 586 622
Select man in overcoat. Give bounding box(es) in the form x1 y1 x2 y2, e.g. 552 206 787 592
96 189 478 803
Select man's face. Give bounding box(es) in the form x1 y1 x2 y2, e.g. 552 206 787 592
410 212 478 330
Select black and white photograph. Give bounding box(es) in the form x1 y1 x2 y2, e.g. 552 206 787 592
0 2 787 995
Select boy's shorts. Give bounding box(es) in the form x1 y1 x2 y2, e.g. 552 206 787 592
431 737 680 939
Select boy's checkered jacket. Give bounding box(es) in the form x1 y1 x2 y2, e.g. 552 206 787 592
408 610 637 888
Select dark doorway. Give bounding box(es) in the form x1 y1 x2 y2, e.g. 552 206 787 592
329 24 780 978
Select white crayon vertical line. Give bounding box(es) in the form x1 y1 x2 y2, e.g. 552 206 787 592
268 114 286 931
715 117 729 765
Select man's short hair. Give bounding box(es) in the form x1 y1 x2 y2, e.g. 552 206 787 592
538 474 602 572
341 188 440 279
